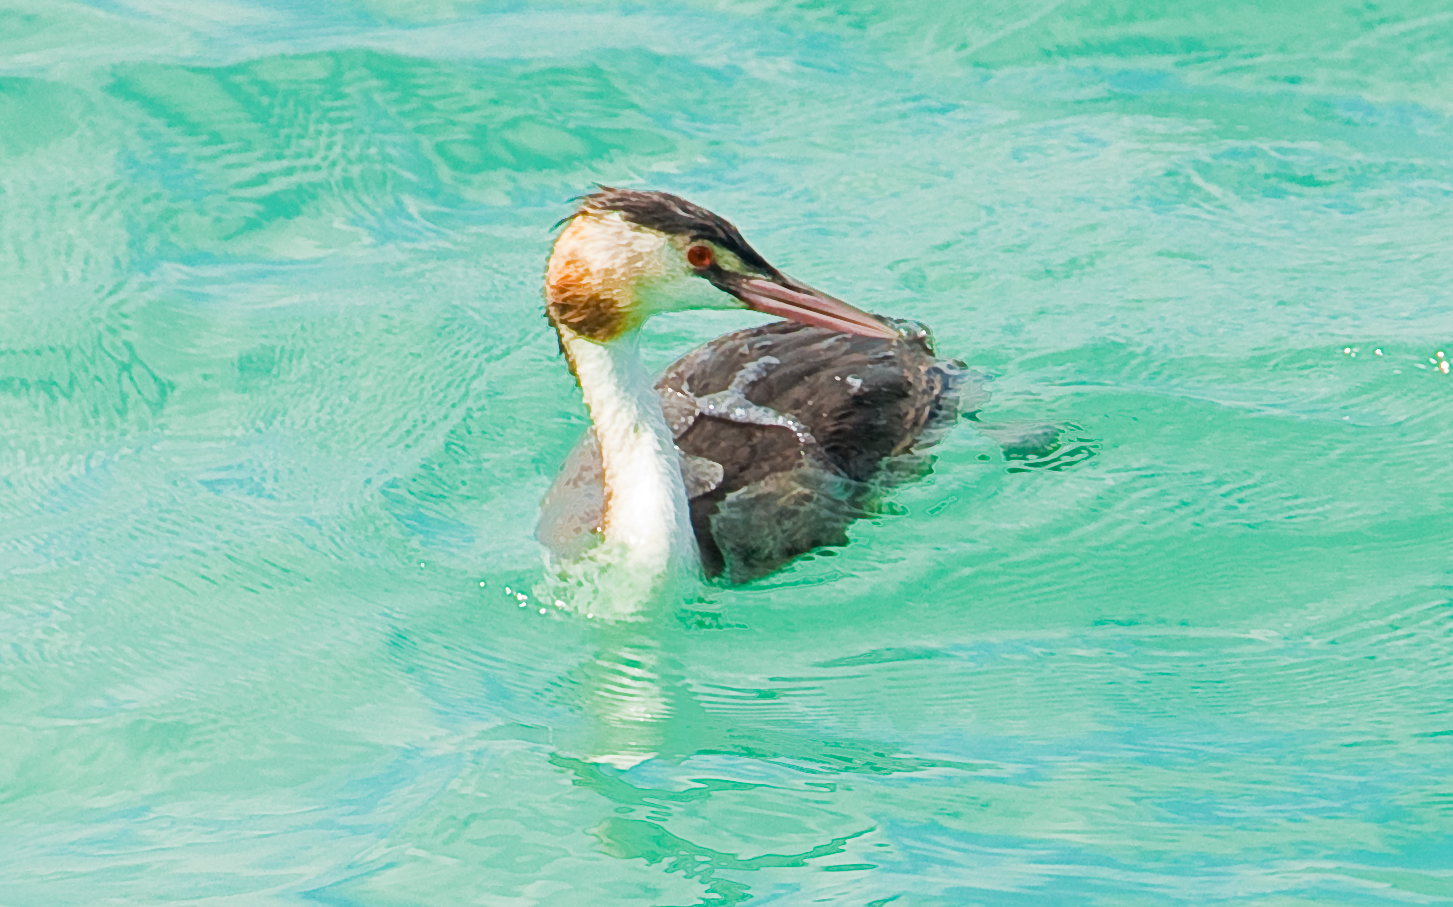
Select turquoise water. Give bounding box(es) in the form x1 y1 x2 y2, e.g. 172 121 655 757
3 0 1452 903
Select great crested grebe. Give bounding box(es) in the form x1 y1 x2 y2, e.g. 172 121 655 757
536 188 964 615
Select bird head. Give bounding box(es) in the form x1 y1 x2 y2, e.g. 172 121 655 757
545 187 898 343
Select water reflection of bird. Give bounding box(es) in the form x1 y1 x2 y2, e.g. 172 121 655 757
536 188 964 606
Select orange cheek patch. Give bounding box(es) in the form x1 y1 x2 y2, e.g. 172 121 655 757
547 256 632 342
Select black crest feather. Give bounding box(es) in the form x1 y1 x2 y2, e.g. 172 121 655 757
574 187 775 274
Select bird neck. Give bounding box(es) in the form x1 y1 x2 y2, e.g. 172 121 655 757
559 327 699 586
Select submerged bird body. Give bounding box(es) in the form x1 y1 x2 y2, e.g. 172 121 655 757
540 320 963 582
537 188 963 608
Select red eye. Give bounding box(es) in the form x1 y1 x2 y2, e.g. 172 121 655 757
686 244 713 269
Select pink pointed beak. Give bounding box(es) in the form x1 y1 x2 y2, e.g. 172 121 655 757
735 278 899 340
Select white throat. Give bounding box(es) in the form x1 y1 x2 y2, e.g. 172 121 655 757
561 328 700 600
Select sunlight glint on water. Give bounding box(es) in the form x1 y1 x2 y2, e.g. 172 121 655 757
2 1 1451 904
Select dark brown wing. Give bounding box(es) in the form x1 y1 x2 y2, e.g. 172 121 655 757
660 319 965 581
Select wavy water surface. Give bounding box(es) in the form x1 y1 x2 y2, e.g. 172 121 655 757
2 1 1451 905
